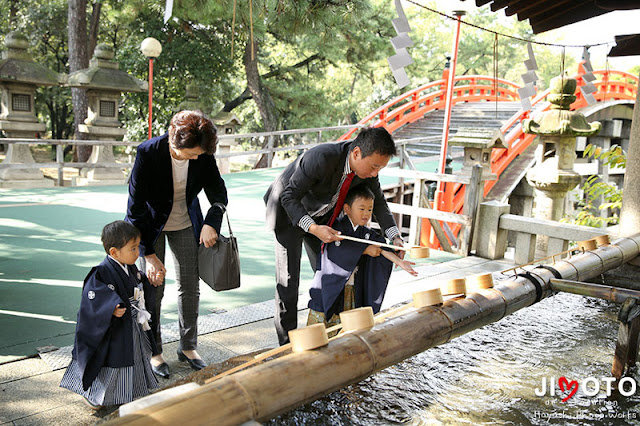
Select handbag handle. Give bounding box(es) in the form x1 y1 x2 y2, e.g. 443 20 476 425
213 202 234 237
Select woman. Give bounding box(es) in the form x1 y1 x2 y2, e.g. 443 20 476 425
125 110 228 377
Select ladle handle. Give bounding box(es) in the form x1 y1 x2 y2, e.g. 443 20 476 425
337 235 408 251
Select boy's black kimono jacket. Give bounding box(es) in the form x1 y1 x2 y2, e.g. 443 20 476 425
308 215 393 319
71 256 157 390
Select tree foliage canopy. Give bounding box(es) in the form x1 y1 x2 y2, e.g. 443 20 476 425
0 0 591 142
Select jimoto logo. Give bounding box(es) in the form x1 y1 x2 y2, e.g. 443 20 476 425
535 377 638 401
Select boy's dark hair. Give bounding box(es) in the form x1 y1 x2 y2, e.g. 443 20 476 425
102 220 141 253
344 185 375 207
169 110 218 155
351 127 397 158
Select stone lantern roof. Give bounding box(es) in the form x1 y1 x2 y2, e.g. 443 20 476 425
67 44 147 93
177 83 206 112
523 73 601 137
449 128 506 149
0 31 65 86
213 111 242 127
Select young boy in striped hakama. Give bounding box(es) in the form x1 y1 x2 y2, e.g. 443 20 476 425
60 221 158 409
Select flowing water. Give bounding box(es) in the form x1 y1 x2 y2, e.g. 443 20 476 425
269 292 640 425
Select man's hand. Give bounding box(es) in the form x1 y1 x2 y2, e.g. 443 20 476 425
392 236 406 260
113 304 126 317
144 254 166 287
200 224 219 248
309 224 341 243
363 244 382 257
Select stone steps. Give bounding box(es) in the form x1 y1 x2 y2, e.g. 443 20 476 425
394 102 520 161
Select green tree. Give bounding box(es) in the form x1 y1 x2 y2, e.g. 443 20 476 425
563 143 625 227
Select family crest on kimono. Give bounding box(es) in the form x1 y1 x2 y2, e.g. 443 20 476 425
307 185 418 331
60 221 159 410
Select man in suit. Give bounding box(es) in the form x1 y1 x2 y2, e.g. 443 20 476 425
264 127 404 345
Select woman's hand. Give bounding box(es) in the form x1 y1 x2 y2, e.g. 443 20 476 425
200 224 219 248
145 254 166 286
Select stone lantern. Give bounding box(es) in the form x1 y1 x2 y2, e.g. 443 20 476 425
177 82 206 113
523 72 601 251
448 127 506 180
212 111 242 174
0 31 65 188
67 44 147 185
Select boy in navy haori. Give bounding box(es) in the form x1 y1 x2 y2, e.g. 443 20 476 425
60 221 158 409
307 186 418 329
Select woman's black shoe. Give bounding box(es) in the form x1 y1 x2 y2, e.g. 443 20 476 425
176 348 207 371
151 362 170 378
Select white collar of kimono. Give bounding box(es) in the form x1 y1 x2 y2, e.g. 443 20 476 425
347 217 359 232
108 255 129 276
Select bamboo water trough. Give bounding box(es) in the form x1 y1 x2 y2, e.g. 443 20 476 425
109 234 640 426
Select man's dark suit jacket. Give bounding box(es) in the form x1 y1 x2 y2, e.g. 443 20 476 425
126 133 228 257
263 140 396 234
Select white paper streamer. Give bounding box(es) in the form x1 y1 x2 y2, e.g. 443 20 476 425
391 33 414 50
387 0 414 89
517 43 539 111
388 48 414 71
583 92 597 105
392 68 410 89
521 70 538 85
164 0 173 24
526 42 538 70
581 82 597 94
518 84 536 99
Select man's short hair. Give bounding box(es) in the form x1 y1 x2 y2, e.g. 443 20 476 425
351 127 397 158
169 110 218 155
344 185 375 206
102 220 140 253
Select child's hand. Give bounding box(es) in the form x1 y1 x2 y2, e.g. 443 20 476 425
113 304 126 317
398 260 418 276
363 244 382 257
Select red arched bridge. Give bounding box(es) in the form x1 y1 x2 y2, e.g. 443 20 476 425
339 66 638 251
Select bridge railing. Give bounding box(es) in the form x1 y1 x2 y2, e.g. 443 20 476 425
338 75 521 141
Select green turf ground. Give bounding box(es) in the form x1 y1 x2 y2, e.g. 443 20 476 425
0 161 459 362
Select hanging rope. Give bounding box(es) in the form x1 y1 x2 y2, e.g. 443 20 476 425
493 33 499 118
231 0 255 61
230 0 237 58
560 46 566 86
249 0 255 61
405 0 615 49
604 54 610 102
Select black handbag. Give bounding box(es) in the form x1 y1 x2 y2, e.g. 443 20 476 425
198 203 240 291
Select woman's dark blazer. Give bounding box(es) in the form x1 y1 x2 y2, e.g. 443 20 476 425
125 133 228 257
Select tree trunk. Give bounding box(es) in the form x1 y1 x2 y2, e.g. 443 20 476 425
9 0 19 28
68 0 90 161
88 1 102 57
244 39 278 169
